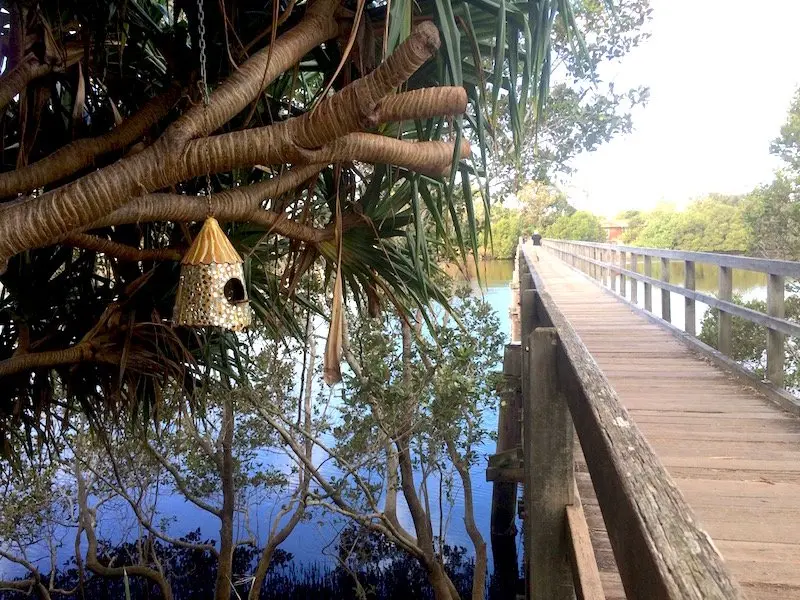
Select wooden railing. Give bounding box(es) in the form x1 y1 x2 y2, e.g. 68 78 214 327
542 238 800 390
489 242 743 600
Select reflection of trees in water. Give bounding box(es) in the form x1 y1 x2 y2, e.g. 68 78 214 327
628 260 768 295
0 526 484 600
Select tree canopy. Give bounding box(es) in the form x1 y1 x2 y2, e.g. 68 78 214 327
0 0 602 446
545 209 604 241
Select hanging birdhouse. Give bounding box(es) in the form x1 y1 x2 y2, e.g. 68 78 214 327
173 217 251 331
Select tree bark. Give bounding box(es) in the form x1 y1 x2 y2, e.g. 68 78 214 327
0 84 183 198
215 394 237 600
248 315 316 600
0 13 467 270
396 443 457 600
75 457 174 600
447 440 487 600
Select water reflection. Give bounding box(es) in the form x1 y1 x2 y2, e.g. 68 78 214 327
611 259 770 332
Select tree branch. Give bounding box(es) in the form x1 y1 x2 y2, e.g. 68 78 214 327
63 233 183 262
75 464 174 600
85 164 325 242
145 443 223 518
166 0 340 141
183 133 470 180
0 84 184 198
0 16 466 270
0 54 53 112
0 342 96 378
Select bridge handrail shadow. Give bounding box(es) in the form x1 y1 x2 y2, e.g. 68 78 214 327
497 241 744 600
542 238 800 415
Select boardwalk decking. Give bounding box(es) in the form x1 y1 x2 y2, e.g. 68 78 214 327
526 244 800 600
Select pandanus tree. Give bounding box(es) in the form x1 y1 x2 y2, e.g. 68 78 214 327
0 0 587 449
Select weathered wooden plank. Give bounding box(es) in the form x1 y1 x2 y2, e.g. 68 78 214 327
719 265 733 356
660 256 671 323
767 274 785 387
567 481 605 600
487 467 524 483
520 250 744 600
541 238 800 278
542 247 800 339
526 327 574 600
523 245 800 598
685 260 696 336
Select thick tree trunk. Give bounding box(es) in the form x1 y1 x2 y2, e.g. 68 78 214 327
215 395 236 600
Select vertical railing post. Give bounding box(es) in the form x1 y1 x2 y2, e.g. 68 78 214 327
618 250 626 298
718 266 732 356
491 344 522 598
767 274 785 387
660 257 671 322
643 255 652 312
685 261 696 336
630 253 638 304
525 327 574 600
592 246 598 280
610 248 617 293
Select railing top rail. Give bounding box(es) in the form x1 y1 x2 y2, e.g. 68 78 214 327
542 238 800 278
518 243 744 599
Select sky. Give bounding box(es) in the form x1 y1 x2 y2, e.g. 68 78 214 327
564 0 800 217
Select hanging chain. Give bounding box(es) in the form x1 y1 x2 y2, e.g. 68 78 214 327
197 0 213 214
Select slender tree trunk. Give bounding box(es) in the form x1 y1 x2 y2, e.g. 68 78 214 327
447 441 487 600
215 395 236 600
249 316 316 600
396 320 458 600
396 444 457 600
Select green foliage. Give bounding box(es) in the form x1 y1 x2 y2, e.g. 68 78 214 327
483 183 574 258
739 86 800 260
625 197 749 251
743 175 800 260
546 210 605 241
484 207 523 260
491 0 653 191
698 292 800 391
771 88 800 177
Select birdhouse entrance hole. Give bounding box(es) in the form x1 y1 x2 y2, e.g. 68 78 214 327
224 277 246 304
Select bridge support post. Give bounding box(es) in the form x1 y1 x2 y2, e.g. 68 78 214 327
618 251 626 298
490 343 522 599
685 260 696 336
630 253 638 305
643 255 652 312
718 266 732 356
767 274 785 387
525 327 574 600
660 257 671 322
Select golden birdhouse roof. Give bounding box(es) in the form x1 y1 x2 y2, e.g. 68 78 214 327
181 217 243 265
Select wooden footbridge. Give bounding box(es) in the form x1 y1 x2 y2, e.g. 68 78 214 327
489 239 800 600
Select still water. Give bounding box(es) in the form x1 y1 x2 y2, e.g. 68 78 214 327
90 261 517 571
616 260 768 332
6 257 768 578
